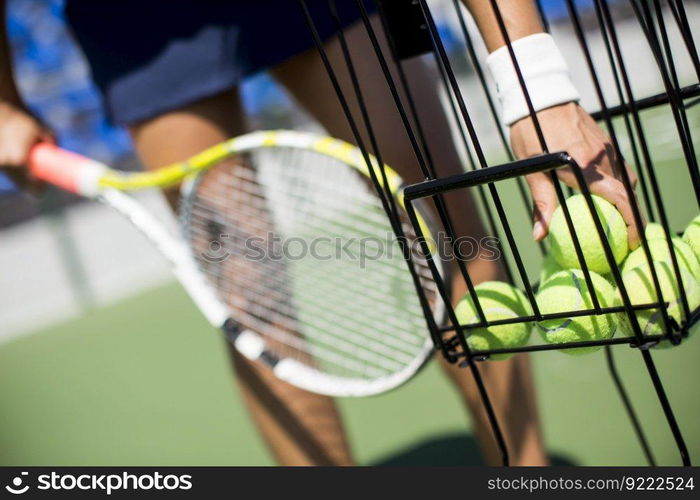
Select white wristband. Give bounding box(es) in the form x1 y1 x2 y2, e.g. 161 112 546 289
486 33 580 126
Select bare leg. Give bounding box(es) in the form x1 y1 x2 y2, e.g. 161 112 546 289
273 17 547 466
129 90 353 466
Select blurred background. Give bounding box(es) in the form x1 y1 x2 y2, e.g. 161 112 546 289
1 0 699 465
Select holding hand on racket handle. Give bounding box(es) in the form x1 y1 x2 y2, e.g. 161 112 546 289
0 102 50 167
0 0 51 181
0 102 54 191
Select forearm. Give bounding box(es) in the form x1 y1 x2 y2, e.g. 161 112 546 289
462 0 544 52
0 0 22 103
0 0 53 173
462 0 579 128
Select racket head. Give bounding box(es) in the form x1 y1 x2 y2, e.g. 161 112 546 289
180 131 446 396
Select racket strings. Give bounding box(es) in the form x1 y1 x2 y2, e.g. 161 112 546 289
188 215 430 313
196 228 424 371
188 189 433 347
187 170 437 290
191 157 307 363
184 147 438 380
191 238 426 361
197 165 398 237
193 246 427 341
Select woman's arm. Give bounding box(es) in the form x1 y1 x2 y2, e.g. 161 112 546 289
0 0 53 178
464 0 543 51
462 0 642 247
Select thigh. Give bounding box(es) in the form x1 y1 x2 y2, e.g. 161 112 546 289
271 16 430 184
128 90 246 169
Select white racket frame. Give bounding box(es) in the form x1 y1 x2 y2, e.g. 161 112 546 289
58 130 447 397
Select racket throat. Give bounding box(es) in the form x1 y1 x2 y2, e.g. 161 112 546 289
222 319 280 367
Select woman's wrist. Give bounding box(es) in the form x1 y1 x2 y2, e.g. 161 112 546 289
486 33 581 127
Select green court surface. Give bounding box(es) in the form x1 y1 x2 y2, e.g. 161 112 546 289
0 281 698 466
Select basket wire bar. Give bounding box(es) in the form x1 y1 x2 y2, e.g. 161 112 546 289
358 0 512 463
354 1 496 334
432 4 520 286
562 0 678 342
299 0 698 465
605 347 657 466
634 1 700 205
589 0 694 331
418 1 545 319
449 0 537 228
668 0 700 79
296 0 442 347
568 0 656 222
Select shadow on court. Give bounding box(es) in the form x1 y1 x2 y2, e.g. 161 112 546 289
372 433 577 466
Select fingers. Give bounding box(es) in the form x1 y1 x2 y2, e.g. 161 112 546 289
581 144 644 250
0 118 36 188
588 178 644 250
526 171 558 241
559 165 643 250
599 149 642 249
557 125 643 249
0 103 54 194
600 135 638 190
0 104 47 168
605 142 638 190
512 103 644 249
0 124 36 167
39 129 56 145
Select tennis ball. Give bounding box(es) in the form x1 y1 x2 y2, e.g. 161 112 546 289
535 269 618 354
549 194 629 274
539 253 562 287
618 261 700 343
454 281 533 360
621 237 700 281
644 222 668 241
682 214 700 259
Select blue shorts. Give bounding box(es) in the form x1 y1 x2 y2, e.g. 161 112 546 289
65 1 375 125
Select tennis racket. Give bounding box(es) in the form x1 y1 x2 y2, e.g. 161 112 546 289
28 130 446 397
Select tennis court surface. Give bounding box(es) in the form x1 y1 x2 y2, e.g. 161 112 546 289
1 280 698 466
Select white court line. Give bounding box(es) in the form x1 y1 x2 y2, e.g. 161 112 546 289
0 191 173 346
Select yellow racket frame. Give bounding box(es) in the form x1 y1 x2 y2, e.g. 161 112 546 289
99 130 434 249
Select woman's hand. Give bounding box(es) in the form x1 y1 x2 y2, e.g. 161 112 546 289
510 101 643 249
0 100 53 190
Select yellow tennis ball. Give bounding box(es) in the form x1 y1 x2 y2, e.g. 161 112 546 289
535 269 618 354
548 194 629 274
683 214 700 259
539 253 562 287
454 281 533 360
622 237 700 281
618 261 700 345
644 222 668 241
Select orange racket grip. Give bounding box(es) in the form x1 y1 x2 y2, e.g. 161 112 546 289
28 143 105 196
